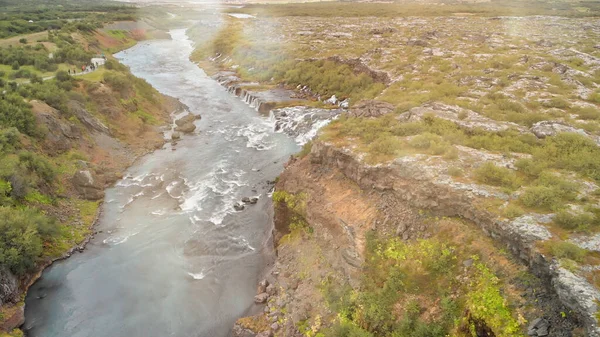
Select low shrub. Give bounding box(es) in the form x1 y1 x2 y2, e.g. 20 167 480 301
553 210 595 231
542 97 570 109
514 158 546 178
520 186 562 211
368 134 401 156
503 204 524 219
0 206 59 275
547 241 588 263
574 106 600 120
473 162 521 190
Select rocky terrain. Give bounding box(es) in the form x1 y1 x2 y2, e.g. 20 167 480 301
183 2 600 336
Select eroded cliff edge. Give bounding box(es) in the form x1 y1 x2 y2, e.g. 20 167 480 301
233 135 600 337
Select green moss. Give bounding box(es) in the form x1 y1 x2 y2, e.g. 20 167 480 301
466 263 522 337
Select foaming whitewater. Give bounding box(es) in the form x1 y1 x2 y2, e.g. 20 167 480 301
270 106 344 145
23 28 299 337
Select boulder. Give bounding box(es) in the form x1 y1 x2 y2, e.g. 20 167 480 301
232 323 258 337
175 113 200 127
31 100 79 154
174 122 196 134
527 317 550 336
242 197 259 205
530 121 600 146
72 170 104 200
257 279 269 294
68 100 110 134
256 331 273 337
266 284 276 296
254 293 269 304
171 132 181 140
234 203 245 211
349 100 395 118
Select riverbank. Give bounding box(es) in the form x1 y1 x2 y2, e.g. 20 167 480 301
0 16 185 335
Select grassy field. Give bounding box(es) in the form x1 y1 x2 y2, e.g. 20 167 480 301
227 0 600 17
0 31 48 48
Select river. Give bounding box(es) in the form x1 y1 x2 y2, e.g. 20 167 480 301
23 28 299 337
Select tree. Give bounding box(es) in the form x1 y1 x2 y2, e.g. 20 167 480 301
55 70 71 82
0 206 58 275
11 61 19 70
0 94 36 136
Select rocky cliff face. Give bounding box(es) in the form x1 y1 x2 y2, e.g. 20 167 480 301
308 141 600 336
233 138 598 337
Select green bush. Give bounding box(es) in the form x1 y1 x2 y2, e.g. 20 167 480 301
518 173 578 212
29 80 69 112
503 204 524 219
0 94 37 136
520 186 562 211
574 106 600 120
473 162 521 190
533 133 600 182
103 71 132 95
325 322 374 337
515 158 546 178
409 132 441 150
18 151 56 183
0 206 59 275
55 70 72 82
554 210 594 231
368 134 401 156
547 241 587 263
0 179 12 206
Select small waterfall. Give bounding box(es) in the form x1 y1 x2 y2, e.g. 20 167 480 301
270 106 344 145
216 76 343 143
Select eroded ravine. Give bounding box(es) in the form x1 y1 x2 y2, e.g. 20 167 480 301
23 29 300 337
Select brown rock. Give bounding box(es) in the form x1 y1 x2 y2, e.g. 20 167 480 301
72 170 104 200
175 113 200 127
175 122 196 134
68 100 110 134
254 293 269 304
31 100 79 154
257 279 269 294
